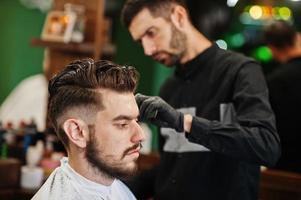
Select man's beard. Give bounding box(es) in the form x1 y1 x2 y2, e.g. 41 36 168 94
155 23 187 66
85 126 139 180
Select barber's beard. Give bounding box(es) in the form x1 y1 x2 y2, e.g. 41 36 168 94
85 127 139 180
166 24 187 66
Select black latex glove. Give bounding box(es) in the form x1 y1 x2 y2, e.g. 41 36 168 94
135 93 184 132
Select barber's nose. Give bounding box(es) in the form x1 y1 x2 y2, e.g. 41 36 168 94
131 121 146 143
142 38 156 56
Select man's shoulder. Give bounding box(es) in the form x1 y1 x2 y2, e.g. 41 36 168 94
31 167 71 200
112 179 137 199
216 49 256 67
210 49 259 80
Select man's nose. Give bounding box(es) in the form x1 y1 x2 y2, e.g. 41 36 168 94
131 121 146 143
142 38 156 56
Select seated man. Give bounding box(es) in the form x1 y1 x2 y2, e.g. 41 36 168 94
32 59 145 200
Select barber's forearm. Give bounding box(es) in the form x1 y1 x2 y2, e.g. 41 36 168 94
184 114 193 133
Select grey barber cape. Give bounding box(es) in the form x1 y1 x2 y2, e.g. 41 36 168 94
31 157 136 200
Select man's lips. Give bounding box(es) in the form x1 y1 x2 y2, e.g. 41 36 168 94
127 148 140 155
124 143 142 156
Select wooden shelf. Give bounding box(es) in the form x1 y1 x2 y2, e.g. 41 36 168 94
31 38 115 56
31 38 94 54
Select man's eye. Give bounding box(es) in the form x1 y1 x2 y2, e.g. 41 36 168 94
116 123 129 129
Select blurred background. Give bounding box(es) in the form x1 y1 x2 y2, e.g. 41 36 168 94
0 0 300 199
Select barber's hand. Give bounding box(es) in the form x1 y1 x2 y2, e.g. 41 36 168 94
136 93 184 132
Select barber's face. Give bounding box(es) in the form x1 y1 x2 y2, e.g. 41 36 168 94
86 89 145 179
129 8 187 66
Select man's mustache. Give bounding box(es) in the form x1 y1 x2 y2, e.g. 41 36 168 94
123 142 143 158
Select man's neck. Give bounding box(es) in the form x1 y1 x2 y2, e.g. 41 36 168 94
180 27 212 64
68 153 114 186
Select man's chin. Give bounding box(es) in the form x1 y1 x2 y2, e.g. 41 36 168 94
125 160 138 172
118 163 138 180
100 162 138 180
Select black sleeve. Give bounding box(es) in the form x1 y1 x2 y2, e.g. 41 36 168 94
124 165 158 199
185 63 281 167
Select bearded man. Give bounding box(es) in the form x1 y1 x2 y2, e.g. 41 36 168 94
32 59 145 200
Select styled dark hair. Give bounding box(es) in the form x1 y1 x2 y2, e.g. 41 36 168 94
48 59 139 148
263 20 297 48
121 0 187 28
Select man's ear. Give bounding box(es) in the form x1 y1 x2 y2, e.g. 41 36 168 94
63 119 89 148
170 5 188 30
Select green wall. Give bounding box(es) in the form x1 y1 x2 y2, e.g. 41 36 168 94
0 0 46 104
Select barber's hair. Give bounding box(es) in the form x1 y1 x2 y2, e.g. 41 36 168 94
121 0 188 28
263 20 297 48
48 59 139 149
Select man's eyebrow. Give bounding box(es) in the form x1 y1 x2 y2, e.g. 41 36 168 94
112 115 136 121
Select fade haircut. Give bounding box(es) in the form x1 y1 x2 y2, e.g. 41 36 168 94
121 0 188 28
263 20 297 48
48 59 139 149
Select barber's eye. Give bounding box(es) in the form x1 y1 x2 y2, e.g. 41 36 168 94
148 31 154 37
147 29 156 38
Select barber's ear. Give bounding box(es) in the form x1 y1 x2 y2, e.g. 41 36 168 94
170 5 188 30
63 119 89 148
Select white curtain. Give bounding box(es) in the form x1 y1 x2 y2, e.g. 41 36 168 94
19 0 53 12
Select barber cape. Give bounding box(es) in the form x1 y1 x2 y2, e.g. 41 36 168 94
31 157 136 200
